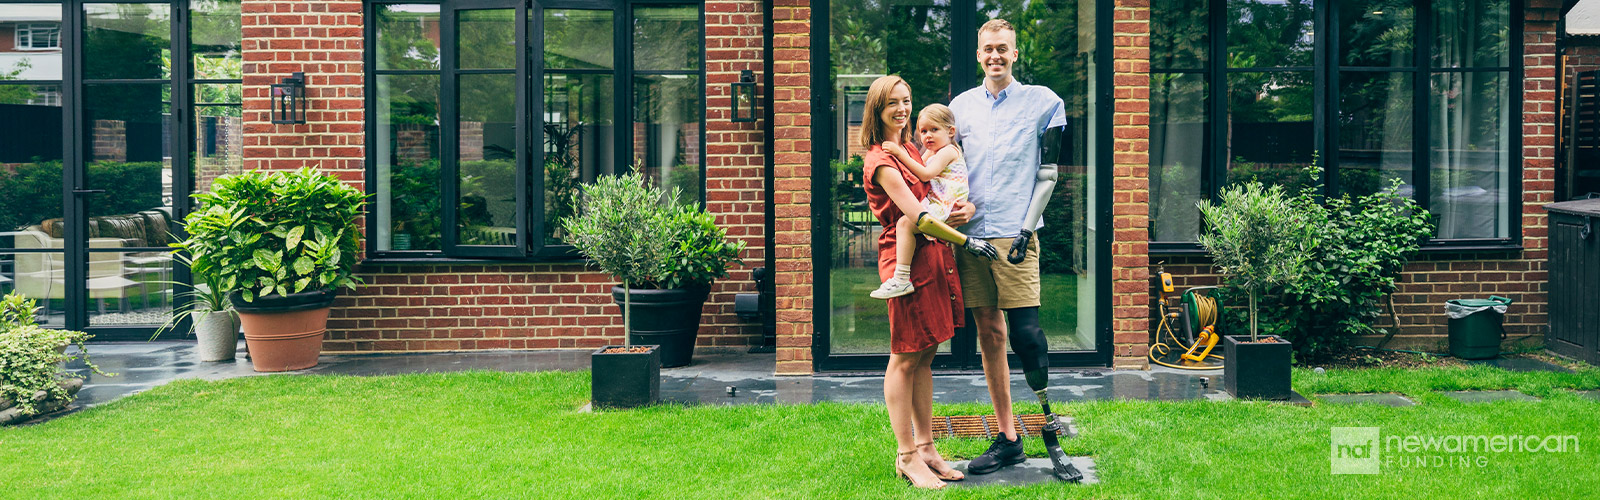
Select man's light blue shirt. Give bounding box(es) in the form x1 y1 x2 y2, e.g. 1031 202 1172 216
949 80 1067 239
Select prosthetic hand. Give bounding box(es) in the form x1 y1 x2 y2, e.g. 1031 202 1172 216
916 212 998 260
1008 125 1066 264
1006 307 1083 482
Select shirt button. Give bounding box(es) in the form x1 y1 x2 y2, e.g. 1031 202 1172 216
947 268 953 274
950 294 957 300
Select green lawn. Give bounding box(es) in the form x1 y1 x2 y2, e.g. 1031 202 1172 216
3 366 1599 498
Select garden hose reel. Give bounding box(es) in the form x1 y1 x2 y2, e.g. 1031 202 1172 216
1149 283 1225 370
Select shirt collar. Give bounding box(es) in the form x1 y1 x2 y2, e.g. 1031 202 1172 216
983 79 1022 101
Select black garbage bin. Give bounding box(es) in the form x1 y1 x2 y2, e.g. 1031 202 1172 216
1446 296 1511 360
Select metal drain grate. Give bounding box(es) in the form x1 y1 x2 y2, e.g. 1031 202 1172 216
931 413 1075 439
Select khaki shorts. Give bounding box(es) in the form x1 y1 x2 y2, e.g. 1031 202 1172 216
956 237 1040 310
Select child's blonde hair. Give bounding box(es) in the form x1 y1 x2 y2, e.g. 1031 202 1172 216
917 103 956 134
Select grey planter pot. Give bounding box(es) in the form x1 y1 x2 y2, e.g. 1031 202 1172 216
194 310 240 362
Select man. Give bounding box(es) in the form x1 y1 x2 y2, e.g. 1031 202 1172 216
948 18 1068 475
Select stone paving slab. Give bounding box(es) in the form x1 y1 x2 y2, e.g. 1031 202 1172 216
1572 390 1600 402
946 457 1099 487
1441 390 1540 403
1316 393 1416 407
1466 357 1573 373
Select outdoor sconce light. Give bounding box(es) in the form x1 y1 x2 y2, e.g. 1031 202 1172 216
271 72 307 125
731 69 756 123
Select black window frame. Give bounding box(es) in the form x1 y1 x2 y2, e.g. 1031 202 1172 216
1148 0 1525 255
363 0 707 262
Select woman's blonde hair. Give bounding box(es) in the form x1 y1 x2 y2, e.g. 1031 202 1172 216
858 75 915 150
917 103 957 135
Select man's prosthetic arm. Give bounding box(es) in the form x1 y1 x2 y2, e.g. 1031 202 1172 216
916 212 999 260
1007 125 1066 264
1006 295 1083 481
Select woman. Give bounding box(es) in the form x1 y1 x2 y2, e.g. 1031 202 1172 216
859 75 969 490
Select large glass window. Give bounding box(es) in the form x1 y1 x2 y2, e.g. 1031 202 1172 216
1147 0 1518 246
821 0 1103 362
369 1 704 258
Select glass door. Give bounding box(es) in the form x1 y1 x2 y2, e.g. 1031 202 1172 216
77 2 177 332
816 0 1110 371
0 0 240 339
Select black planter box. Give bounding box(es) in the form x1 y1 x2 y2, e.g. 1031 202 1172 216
591 345 661 409
1222 335 1292 400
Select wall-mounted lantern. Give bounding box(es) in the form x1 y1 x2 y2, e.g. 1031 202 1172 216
731 69 756 123
271 72 307 125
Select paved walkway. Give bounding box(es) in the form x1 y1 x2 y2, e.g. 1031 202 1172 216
62 342 1229 413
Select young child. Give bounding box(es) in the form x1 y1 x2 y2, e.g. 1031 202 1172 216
871 103 990 299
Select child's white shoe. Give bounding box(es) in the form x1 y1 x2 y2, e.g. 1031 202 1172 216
870 277 915 299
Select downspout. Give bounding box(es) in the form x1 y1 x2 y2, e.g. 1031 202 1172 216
760 0 778 351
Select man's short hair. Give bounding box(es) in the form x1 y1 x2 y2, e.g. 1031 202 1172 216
979 19 1014 37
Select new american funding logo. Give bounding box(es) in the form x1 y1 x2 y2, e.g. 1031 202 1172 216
1331 427 1582 474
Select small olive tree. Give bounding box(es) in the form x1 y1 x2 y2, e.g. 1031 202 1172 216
1197 182 1318 342
560 173 674 340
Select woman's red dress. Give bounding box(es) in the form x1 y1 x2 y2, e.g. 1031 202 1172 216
861 143 965 354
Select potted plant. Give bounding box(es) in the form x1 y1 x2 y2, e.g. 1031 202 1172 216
1197 182 1316 400
0 293 108 425
562 173 745 368
151 254 240 362
172 167 365 372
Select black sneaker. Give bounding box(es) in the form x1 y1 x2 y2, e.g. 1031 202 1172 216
967 434 1025 475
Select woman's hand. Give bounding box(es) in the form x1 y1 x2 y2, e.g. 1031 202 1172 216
946 200 975 227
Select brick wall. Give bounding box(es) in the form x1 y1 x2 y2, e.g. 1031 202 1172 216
242 0 768 354
1142 1 1562 356
1112 0 1152 369
771 0 812 375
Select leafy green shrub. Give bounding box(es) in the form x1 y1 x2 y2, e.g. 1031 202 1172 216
1197 181 1318 341
1216 180 1434 361
655 206 746 290
0 293 107 416
0 292 38 329
173 167 366 303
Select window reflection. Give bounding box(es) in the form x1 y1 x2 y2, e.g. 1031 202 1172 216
1150 73 1206 242
84 3 171 80
0 4 64 80
1227 71 1315 192
543 73 615 245
634 75 701 206
1337 72 1413 197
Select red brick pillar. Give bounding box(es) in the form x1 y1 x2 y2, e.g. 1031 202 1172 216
772 0 813 375
241 0 365 178
703 0 768 348
1112 0 1152 369
1518 0 1560 332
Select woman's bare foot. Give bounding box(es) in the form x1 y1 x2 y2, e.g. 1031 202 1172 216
917 441 964 481
896 450 947 490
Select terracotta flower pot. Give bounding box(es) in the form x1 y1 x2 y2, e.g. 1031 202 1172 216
231 289 337 372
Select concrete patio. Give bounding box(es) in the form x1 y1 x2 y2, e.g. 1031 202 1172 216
59 342 1232 416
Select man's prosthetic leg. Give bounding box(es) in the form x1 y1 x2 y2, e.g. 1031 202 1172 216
1007 300 1083 481
915 213 999 260
1007 125 1066 264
